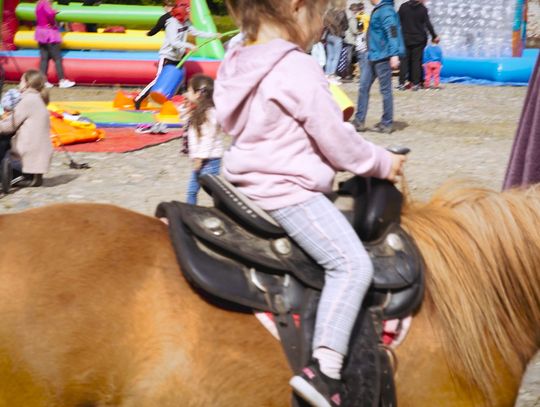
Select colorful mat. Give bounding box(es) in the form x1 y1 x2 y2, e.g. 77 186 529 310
49 101 183 127
55 127 184 153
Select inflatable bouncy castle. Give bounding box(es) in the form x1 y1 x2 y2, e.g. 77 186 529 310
426 0 537 83
0 0 224 85
427 0 527 58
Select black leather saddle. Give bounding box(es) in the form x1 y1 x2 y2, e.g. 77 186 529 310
157 173 425 406
156 174 424 320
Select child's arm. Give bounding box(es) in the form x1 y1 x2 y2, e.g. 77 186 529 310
166 22 197 51
187 24 221 39
147 13 169 36
290 69 393 179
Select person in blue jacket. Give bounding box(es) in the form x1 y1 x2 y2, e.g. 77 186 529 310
353 0 405 134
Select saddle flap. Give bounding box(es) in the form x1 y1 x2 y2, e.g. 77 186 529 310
156 201 308 313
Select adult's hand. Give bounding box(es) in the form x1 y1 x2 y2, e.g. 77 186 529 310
390 56 400 70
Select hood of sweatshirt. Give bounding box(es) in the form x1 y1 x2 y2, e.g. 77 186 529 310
214 39 299 137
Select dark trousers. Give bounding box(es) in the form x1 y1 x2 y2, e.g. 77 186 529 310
38 43 65 80
399 43 426 86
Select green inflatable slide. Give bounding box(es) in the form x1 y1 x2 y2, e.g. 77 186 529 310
15 0 224 59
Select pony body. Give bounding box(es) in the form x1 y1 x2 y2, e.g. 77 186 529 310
0 184 538 406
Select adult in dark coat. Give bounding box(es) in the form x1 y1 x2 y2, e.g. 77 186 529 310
503 56 540 190
398 0 437 90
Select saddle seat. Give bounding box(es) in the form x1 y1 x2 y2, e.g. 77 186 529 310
156 175 424 320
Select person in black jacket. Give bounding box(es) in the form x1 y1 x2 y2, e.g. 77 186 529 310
397 0 438 90
147 0 175 36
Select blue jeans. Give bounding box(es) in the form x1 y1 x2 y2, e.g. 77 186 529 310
186 158 221 205
325 34 343 75
357 51 368 73
355 59 394 127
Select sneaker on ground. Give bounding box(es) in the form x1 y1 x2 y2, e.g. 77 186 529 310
58 79 76 88
44 82 54 89
351 118 367 132
411 84 421 91
290 360 342 407
396 84 407 91
157 122 169 134
149 122 164 134
135 124 153 134
371 122 393 134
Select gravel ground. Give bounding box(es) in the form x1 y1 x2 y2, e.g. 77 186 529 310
0 81 538 405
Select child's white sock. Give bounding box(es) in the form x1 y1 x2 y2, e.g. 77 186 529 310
313 347 343 380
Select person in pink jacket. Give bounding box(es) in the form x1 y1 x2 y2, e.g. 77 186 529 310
34 0 75 88
215 1 406 406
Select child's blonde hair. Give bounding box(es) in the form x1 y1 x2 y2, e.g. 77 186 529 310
225 0 329 45
22 70 49 104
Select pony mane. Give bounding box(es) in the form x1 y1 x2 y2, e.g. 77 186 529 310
401 181 540 401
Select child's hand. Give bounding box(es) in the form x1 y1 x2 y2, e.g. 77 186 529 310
387 153 406 183
192 158 202 171
390 56 400 70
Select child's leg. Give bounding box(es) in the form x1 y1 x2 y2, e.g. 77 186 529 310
134 57 167 104
49 43 65 80
433 62 442 87
186 158 221 205
185 170 200 205
270 194 374 378
38 44 51 77
423 64 431 88
199 158 221 177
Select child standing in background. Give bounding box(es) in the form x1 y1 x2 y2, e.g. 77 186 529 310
34 0 75 88
423 37 443 89
185 74 224 205
134 0 220 110
215 0 406 406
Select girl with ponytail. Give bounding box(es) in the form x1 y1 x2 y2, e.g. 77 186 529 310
184 74 224 205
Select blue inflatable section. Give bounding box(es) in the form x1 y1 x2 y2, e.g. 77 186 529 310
441 49 539 84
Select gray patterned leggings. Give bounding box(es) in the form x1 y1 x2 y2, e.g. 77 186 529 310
269 194 374 355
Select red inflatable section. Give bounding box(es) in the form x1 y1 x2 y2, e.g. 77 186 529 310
0 56 220 85
2 0 19 50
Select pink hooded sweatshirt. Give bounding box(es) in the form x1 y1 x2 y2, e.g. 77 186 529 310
214 39 393 210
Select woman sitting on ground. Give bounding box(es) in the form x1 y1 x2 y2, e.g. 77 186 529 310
0 70 52 187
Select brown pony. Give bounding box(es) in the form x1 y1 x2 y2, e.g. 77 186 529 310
0 183 538 407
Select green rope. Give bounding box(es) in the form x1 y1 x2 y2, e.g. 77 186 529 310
176 29 240 69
